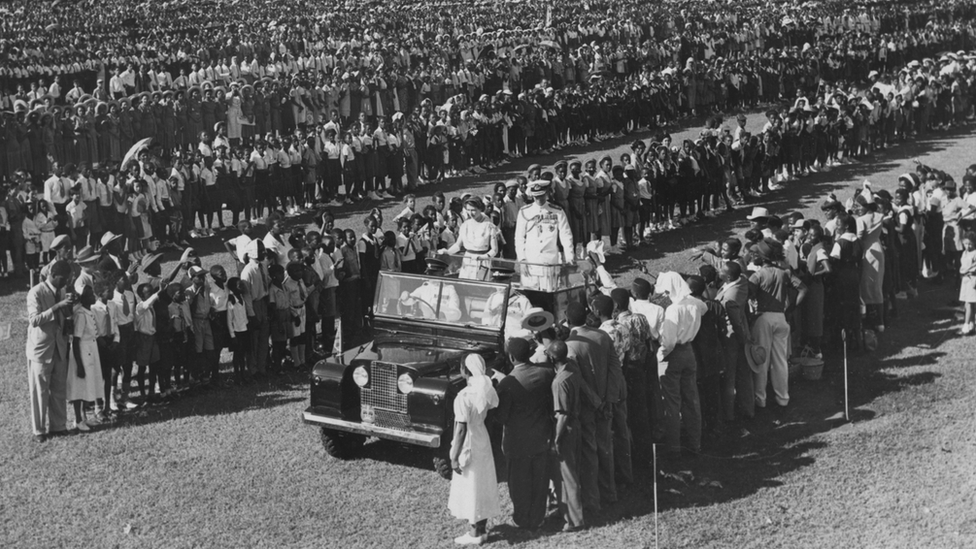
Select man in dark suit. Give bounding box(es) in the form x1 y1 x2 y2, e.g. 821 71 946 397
26 260 74 442
495 337 554 530
565 301 616 513
716 261 754 420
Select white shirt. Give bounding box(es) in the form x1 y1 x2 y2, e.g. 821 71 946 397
657 298 707 362
630 299 666 341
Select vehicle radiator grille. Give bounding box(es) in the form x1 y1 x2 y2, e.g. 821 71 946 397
361 361 409 430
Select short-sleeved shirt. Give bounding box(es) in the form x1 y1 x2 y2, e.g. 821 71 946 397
552 365 581 423
749 265 805 313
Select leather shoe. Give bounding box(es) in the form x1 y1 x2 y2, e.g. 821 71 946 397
33 434 46 443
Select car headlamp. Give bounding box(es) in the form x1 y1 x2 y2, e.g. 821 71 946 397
353 366 369 387
397 373 414 394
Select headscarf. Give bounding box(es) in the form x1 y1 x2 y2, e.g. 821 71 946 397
656 272 692 304
462 354 498 414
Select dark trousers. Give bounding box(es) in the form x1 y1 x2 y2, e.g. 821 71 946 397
612 398 632 485
624 365 652 467
659 343 702 455
506 450 549 529
579 404 615 510
249 298 270 374
118 323 134 397
339 279 363 350
551 423 584 528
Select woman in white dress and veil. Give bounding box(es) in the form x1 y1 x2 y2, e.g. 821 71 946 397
447 354 501 545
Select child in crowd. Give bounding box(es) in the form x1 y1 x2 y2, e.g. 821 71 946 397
35 201 57 263
66 187 87 249
187 266 217 385
268 263 291 373
283 260 308 370
92 281 120 420
168 283 194 388
959 231 976 335
133 282 162 402
394 193 416 223
226 277 251 384
396 216 418 273
0 198 8 276
209 265 230 384
22 204 41 269
317 234 339 353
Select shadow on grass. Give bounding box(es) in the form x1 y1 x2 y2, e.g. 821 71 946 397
112 372 308 428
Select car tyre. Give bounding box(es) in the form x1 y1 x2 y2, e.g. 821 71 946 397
433 455 453 480
320 428 365 459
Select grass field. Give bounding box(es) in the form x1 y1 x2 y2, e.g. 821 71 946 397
2 113 975 548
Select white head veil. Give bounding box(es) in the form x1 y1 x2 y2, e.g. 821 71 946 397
656 271 692 303
463 354 498 414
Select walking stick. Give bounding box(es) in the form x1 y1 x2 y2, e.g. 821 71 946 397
653 443 659 549
842 329 849 422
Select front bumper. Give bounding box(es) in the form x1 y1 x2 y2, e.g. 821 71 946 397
302 408 442 448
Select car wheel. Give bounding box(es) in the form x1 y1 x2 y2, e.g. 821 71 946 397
320 428 365 459
432 455 453 480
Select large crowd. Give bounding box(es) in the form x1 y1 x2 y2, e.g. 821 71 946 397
3 0 976 260
15 0 976 544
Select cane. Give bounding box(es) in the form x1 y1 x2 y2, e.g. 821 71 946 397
653 443 659 549
841 329 849 422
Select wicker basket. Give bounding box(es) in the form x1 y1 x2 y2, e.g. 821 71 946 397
800 357 825 381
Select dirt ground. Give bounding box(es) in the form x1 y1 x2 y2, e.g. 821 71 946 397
2 112 975 549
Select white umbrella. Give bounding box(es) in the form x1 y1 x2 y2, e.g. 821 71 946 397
122 137 152 169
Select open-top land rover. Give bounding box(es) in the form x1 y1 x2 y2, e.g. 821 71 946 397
302 256 588 478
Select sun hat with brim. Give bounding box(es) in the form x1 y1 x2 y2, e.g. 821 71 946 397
188 266 207 278
75 245 98 264
747 342 768 367
100 231 122 248
521 307 554 332
179 247 197 264
51 234 71 250
755 239 784 261
140 252 163 271
746 206 771 221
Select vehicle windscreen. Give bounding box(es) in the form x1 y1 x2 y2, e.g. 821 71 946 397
374 272 509 330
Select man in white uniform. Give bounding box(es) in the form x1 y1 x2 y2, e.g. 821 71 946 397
515 180 574 290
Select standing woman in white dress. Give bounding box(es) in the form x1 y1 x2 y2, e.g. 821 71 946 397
66 285 104 432
448 354 501 545
225 88 243 147
439 198 499 280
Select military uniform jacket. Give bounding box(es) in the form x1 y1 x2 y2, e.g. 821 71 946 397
514 201 574 263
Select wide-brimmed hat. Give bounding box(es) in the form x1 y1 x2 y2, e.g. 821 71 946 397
179 247 197 264
521 307 554 332
746 206 771 221
76 245 98 264
51 234 71 250
100 231 122 248
140 252 163 271
747 342 768 366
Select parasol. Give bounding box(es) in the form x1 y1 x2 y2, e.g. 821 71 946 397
122 137 152 169
539 40 560 50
